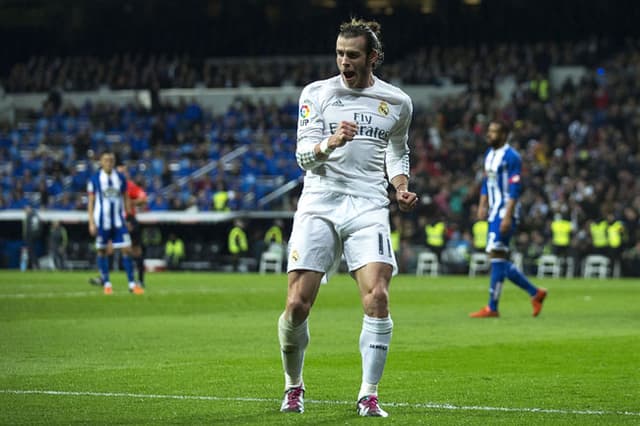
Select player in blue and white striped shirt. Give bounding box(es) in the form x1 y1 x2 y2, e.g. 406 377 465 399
87 152 143 295
470 121 547 318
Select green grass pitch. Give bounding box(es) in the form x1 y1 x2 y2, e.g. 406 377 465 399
1 271 638 425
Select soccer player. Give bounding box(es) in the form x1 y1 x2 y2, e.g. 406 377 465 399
87 152 143 295
469 120 547 318
277 18 417 418
89 165 148 287
120 166 149 287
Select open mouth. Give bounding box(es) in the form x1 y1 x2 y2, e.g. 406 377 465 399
343 71 356 80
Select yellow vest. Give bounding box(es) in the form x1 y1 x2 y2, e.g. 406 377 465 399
607 221 624 248
551 219 572 246
213 191 229 211
425 222 445 247
390 230 400 252
264 226 283 244
590 221 608 248
165 239 185 258
228 226 248 254
530 78 549 101
472 220 488 249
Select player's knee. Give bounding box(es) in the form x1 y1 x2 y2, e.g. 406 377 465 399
286 296 312 322
369 285 389 306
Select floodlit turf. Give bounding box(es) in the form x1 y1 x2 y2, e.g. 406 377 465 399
0 271 638 425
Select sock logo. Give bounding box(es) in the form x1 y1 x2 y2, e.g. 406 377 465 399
369 344 388 351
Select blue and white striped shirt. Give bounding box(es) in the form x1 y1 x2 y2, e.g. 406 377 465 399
87 170 127 231
481 144 522 223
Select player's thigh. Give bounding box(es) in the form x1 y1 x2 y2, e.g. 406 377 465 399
111 226 132 250
287 213 339 273
487 219 513 253
95 228 113 250
343 221 396 274
353 262 392 296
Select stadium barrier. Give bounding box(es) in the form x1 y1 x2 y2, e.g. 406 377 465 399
1 65 587 123
3 85 467 121
0 209 294 270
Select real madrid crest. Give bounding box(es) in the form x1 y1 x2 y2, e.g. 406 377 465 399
378 101 389 116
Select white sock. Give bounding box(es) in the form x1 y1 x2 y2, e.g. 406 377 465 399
358 315 393 400
278 312 309 389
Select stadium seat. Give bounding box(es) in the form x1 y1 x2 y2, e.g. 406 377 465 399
583 255 610 279
144 258 167 272
511 252 524 271
38 255 55 271
259 251 283 274
468 253 490 277
416 252 439 276
563 257 575 278
537 254 561 278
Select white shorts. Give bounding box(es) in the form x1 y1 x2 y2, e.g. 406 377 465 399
287 191 397 278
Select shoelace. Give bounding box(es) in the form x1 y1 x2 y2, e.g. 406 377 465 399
361 396 380 412
286 387 303 407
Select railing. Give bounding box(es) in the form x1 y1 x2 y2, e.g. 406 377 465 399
158 145 248 198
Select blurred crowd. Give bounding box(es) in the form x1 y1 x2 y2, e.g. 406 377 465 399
0 97 302 212
1 37 639 275
393 38 640 276
1 38 620 92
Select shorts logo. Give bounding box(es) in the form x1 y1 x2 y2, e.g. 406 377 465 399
378 101 389 116
509 175 521 183
290 250 299 262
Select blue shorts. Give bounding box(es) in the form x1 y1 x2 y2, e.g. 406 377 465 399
95 226 132 249
486 216 517 253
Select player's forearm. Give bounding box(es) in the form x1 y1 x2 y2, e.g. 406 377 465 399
390 175 409 192
124 196 132 215
296 138 334 170
504 199 516 219
87 195 95 225
385 136 410 181
477 195 488 220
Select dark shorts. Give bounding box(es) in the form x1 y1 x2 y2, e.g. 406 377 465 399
127 216 143 247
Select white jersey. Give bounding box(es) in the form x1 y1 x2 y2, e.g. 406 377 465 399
87 169 127 231
296 75 412 204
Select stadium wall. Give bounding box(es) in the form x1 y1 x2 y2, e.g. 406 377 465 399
0 65 585 122
3 85 467 120
0 210 294 270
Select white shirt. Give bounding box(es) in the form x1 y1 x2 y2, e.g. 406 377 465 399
296 75 413 203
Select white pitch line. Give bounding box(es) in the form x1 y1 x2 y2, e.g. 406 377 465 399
0 288 226 299
1 389 638 417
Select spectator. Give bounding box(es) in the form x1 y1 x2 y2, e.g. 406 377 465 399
22 205 43 270
48 220 68 270
164 233 185 270
227 219 248 272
